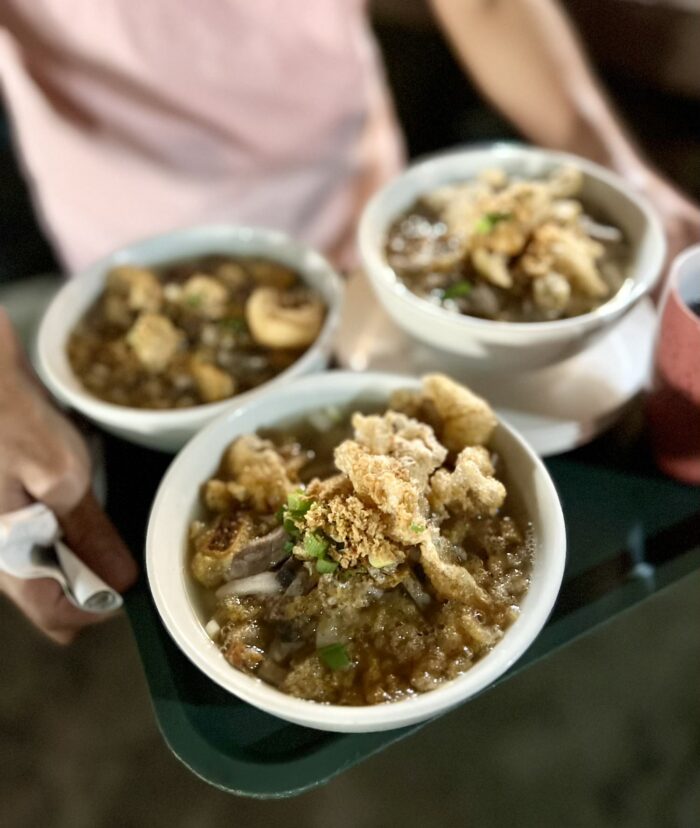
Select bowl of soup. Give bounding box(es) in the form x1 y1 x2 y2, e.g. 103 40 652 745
37 225 343 451
146 371 566 732
359 144 665 370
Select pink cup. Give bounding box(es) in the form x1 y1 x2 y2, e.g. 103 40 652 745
647 244 700 485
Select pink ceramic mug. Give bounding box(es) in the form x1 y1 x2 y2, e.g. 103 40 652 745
647 244 700 485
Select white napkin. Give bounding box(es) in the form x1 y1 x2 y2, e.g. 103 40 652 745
0 503 122 613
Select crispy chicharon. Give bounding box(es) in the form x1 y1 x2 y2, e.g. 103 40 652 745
387 164 624 325
190 511 259 588
189 374 534 706
223 434 299 512
195 376 509 605
430 446 506 519
304 493 405 569
390 373 498 452
351 410 447 487
334 440 429 546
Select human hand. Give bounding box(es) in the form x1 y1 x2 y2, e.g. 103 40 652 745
626 166 700 297
0 308 138 643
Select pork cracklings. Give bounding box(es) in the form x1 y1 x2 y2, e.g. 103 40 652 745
386 166 630 322
190 375 533 705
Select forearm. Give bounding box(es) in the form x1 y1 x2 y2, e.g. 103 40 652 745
429 0 649 179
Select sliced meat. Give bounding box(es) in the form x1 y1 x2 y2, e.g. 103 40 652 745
225 526 289 580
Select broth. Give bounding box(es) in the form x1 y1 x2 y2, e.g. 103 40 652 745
188 376 534 706
385 166 630 323
68 255 325 409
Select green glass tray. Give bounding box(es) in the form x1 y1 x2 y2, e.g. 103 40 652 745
105 418 700 799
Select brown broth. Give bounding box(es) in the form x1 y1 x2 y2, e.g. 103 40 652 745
386 193 630 323
191 402 534 706
67 254 323 409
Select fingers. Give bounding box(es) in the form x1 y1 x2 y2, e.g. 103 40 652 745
0 306 53 399
1 312 91 515
0 312 137 644
0 476 31 514
60 491 139 592
15 400 92 516
0 488 137 646
0 573 112 645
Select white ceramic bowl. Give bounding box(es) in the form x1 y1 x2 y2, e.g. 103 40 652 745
146 371 566 733
359 144 666 371
37 225 343 451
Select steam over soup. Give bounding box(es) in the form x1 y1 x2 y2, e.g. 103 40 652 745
385 166 630 322
67 255 325 409
190 375 533 706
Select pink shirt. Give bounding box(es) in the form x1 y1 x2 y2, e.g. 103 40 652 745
0 0 404 271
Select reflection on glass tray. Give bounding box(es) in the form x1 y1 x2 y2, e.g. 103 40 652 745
335 271 656 457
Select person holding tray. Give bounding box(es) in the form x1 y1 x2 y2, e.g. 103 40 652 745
1 0 698 642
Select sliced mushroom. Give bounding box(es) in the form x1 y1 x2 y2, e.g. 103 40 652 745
245 286 324 349
225 526 289 580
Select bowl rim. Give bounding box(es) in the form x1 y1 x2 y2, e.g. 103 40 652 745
663 241 700 326
36 224 344 425
359 142 666 334
146 370 567 731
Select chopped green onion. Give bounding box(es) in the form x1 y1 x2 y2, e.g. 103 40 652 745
219 317 247 332
185 293 203 308
303 531 328 559
283 516 299 537
474 211 513 234
287 491 314 517
316 557 338 574
318 643 351 671
410 523 426 534
326 406 343 424
283 540 295 554
442 280 472 300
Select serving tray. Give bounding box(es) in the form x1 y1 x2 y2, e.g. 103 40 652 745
105 403 700 798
